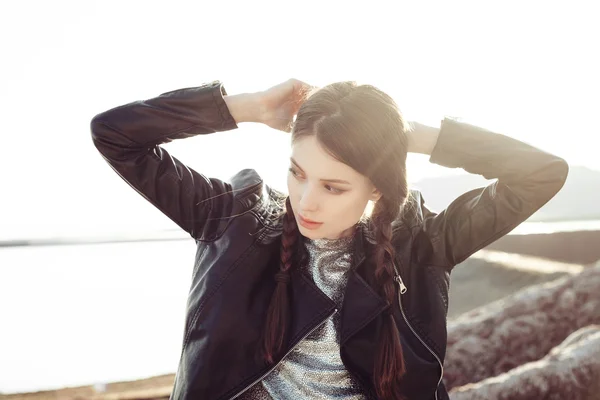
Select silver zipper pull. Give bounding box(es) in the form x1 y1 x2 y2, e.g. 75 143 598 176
394 273 408 294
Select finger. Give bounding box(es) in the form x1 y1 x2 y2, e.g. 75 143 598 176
290 78 318 94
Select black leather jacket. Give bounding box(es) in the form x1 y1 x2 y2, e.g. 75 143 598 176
90 81 568 400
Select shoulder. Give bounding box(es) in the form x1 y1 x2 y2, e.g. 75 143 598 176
228 168 287 227
389 189 438 255
362 189 428 245
395 188 430 230
228 168 265 207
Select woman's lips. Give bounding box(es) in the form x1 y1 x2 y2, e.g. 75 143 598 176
298 214 323 230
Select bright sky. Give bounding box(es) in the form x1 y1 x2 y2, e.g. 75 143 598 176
1 0 598 240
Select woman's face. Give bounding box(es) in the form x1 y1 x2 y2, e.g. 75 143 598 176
287 136 381 240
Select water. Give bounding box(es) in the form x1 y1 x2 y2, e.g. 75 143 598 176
511 219 600 234
1 219 599 394
0 240 197 394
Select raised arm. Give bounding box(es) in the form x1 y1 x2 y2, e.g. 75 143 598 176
90 81 263 240
408 118 569 269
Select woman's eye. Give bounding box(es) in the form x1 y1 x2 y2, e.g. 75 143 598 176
325 185 345 194
288 168 302 178
289 168 345 194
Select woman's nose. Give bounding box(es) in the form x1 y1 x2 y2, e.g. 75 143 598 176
298 186 318 212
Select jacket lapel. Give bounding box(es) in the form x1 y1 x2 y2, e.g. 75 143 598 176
288 267 337 345
339 226 388 345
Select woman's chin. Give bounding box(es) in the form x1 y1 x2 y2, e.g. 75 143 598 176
298 225 326 239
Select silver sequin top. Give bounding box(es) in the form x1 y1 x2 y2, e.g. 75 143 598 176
239 230 367 399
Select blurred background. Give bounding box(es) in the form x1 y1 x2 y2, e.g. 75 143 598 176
1 0 599 398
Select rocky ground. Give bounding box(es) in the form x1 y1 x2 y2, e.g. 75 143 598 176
446 260 600 399
0 374 174 400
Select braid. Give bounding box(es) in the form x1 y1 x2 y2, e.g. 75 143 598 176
369 197 407 400
261 197 298 364
280 198 298 274
371 198 401 302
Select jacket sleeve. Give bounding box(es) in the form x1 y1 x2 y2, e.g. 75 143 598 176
90 81 242 240
418 117 569 270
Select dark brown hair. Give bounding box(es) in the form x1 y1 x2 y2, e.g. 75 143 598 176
261 82 409 399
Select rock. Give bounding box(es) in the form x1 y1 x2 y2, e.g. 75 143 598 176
449 325 600 400
444 262 600 391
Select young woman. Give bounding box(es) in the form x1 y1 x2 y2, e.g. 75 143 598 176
91 79 568 400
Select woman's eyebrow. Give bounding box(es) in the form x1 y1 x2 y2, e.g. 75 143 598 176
290 158 352 185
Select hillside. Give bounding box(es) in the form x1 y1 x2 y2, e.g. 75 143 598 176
413 165 600 222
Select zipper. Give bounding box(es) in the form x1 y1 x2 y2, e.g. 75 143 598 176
393 271 444 400
393 274 408 294
228 308 337 400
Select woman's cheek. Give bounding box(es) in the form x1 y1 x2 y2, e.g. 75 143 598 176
286 176 298 203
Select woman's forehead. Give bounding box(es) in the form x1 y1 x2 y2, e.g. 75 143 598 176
290 137 364 183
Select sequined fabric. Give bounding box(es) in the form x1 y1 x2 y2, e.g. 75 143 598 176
238 229 367 399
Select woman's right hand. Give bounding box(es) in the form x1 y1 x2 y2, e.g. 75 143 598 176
257 78 317 132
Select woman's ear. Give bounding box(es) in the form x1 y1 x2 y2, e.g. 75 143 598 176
370 188 382 202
